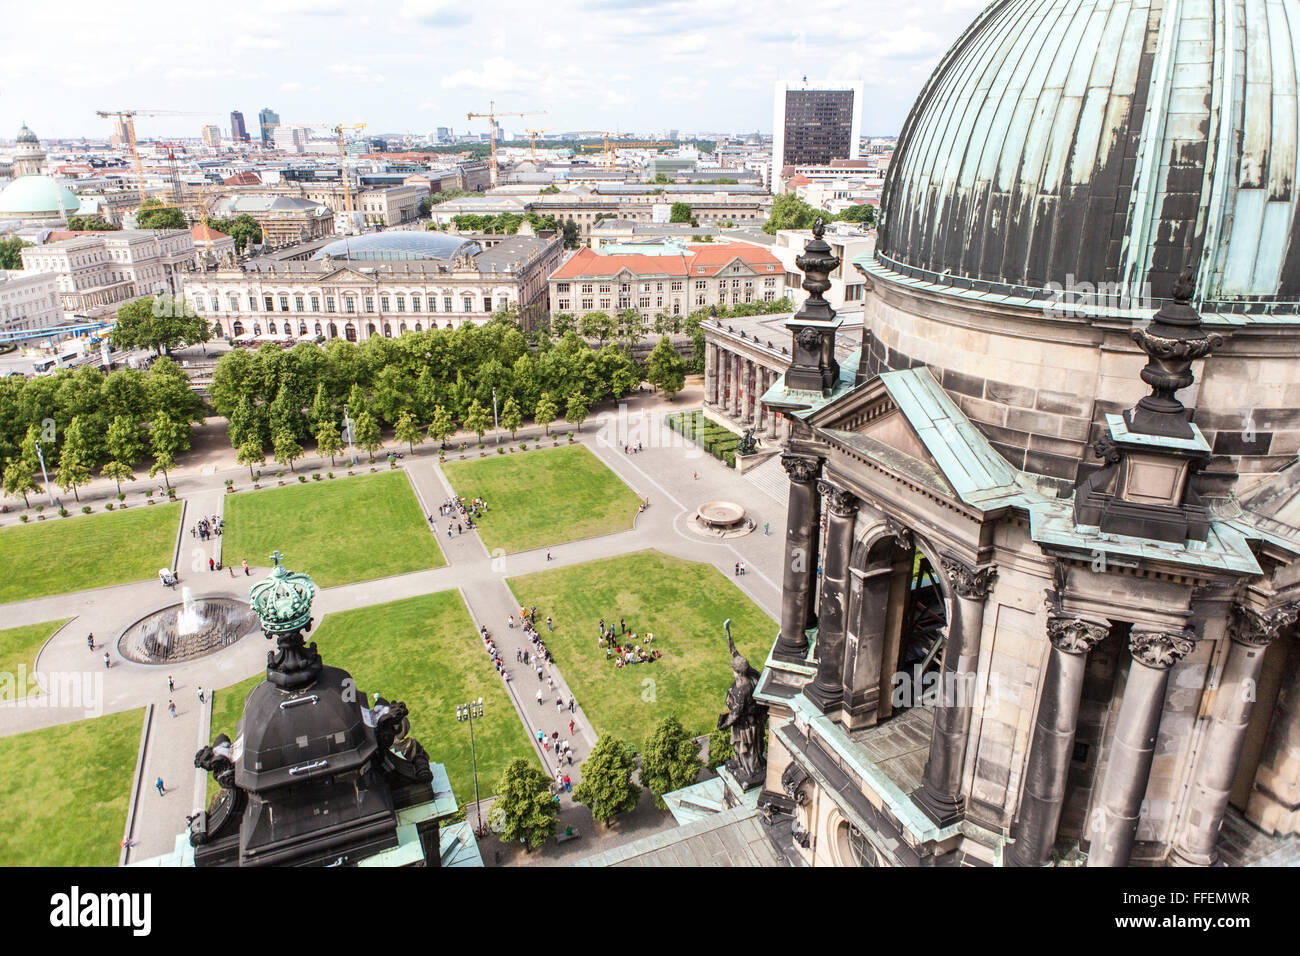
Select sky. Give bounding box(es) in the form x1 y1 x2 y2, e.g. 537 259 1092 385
1 0 990 142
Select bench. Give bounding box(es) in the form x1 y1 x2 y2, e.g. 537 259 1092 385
556 828 581 845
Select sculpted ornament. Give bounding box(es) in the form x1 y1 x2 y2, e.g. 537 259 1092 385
941 557 997 600
1129 628 1195 669
1047 616 1109 654
817 480 858 517
1228 603 1300 647
796 326 823 355
781 454 821 485
884 517 913 552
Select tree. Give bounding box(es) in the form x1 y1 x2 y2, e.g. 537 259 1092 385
836 203 876 226
225 214 263 253
427 405 456 448
134 200 186 230
56 417 95 502
101 459 136 496
579 310 616 347
707 726 735 770
499 396 522 439
646 336 687 399
111 296 207 356
273 427 303 472
640 715 703 809
148 413 186 487
393 410 423 453
66 216 117 231
493 758 558 850
314 419 342 466
565 391 589 433
2 457 38 507
353 410 383 459
573 735 641 827
534 392 558 436
561 218 580 248
763 192 821 235
463 399 491 444
105 414 145 469
669 201 693 224
0 237 27 270
236 437 265 480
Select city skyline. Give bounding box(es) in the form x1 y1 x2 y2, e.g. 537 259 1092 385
1 0 988 141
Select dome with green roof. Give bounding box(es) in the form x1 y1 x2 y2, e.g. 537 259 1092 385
0 175 81 221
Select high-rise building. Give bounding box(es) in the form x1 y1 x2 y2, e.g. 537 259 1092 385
230 110 249 143
771 80 862 170
258 108 280 148
201 125 222 148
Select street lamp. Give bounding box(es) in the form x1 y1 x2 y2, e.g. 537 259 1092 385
456 696 485 837
32 439 55 508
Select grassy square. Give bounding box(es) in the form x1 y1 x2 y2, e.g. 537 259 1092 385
221 470 445 588
441 444 641 554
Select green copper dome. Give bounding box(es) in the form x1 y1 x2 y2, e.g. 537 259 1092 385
0 175 80 219
16 124 38 145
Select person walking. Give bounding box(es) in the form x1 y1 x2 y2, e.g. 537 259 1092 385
168 675 174 693
104 651 111 669
208 557 215 572
197 686 205 704
242 559 250 576
568 718 575 735
87 634 94 652
546 549 552 561
763 522 769 536
155 777 165 797
568 696 575 713
547 616 553 632
168 700 177 718
555 697 563 712
536 688 544 707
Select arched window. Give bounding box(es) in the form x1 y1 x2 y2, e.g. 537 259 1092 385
399 322 407 334
383 323 392 337
232 321 245 336
253 323 262 336
345 323 357 342
327 322 337 339
414 322 422 332
367 323 376 336
315 323 323 336
268 321 277 334
298 323 307 336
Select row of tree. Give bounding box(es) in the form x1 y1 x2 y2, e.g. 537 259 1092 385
493 714 735 848
0 356 205 505
763 192 877 234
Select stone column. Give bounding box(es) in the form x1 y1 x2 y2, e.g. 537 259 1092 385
704 343 719 406
1172 603 1299 866
912 557 997 826
768 390 780 439
747 362 758 424
805 482 858 713
755 369 767 432
774 454 822 662
1087 626 1195 867
731 353 743 418
1007 616 1110 867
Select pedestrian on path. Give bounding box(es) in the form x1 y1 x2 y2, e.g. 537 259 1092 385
229 566 235 578
104 652 111 669
569 719 575 735
546 549 552 561
568 696 575 713
197 686 205 704
209 558 215 572
242 559 250 576
764 522 769 535
536 689 543 707
168 675 174 693
155 777 165 797
168 701 176 718
555 697 563 712
547 616 552 632
87 634 94 652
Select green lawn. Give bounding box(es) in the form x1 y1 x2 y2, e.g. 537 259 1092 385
208 590 534 805
0 618 72 701
0 708 143 865
0 504 180 604
441 444 641 554
221 470 444 588
507 550 776 741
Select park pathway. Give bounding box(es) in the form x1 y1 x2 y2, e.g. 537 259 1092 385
0 397 794 861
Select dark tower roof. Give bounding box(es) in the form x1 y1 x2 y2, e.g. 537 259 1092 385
877 0 1300 314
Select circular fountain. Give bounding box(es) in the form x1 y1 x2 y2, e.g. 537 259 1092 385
117 587 261 665
692 500 752 539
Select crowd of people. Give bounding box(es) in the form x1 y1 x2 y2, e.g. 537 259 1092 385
190 516 222 541
430 495 486 538
598 616 663 667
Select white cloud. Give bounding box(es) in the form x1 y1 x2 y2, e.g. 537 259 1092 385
328 63 388 85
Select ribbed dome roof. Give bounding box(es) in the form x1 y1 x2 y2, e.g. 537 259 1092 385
16 124 37 145
311 231 481 261
878 0 1300 313
0 175 80 219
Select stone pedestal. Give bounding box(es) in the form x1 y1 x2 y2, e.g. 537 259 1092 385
1087 627 1194 867
1007 616 1109 867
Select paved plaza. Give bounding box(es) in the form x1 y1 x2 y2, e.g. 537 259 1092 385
0 384 788 864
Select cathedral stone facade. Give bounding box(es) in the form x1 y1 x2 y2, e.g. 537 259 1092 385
750 0 1300 867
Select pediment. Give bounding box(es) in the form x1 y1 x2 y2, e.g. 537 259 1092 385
319 268 375 283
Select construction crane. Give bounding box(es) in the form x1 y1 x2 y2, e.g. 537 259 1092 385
95 109 221 207
524 128 553 162
579 133 676 172
278 122 367 213
466 102 545 184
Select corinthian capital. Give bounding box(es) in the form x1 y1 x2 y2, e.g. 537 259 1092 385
817 480 858 517
1228 603 1300 648
1047 616 1109 655
941 557 997 600
781 454 821 485
1129 627 1195 669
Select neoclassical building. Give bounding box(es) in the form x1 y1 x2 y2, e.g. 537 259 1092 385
747 0 1300 867
186 231 564 340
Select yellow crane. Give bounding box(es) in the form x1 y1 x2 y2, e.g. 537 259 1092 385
579 133 676 172
524 127 553 162
95 109 221 207
466 102 545 184
279 122 367 213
